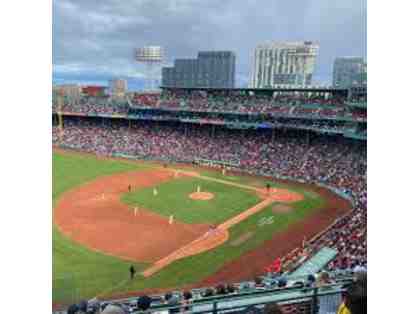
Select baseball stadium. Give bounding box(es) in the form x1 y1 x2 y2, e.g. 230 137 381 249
52 86 366 313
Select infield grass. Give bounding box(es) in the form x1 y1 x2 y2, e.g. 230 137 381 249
122 177 261 224
170 166 321 200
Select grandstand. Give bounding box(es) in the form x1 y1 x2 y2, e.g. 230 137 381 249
53 86 366 139
52 86 366 314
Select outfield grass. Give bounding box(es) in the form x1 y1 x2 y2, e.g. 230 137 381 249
53 152 150 302
122 177 261 224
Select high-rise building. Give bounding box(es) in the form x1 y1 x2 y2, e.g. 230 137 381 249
109 79 128 96
53 84 81 100
82 86 107 97
332 57 366 88
162 51 235 88
250 41 319 88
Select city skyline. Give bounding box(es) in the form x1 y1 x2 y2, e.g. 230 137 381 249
53 0 366 89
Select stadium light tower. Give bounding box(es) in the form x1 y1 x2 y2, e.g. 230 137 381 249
134 46 164 91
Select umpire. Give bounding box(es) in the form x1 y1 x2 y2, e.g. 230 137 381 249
129 265 136 280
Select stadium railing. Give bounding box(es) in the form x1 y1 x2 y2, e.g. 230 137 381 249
87 276 352 314
345 101 367 108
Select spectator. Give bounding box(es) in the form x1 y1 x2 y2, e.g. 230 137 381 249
137 295 152 312
316 271 341 314
216 284 227 295
344 275 366 314
263 302 284 314
182 291 193 312
101 304 128 314
317 271 332 286
67 304 79 314
78 300 88 313
203 288 215 297
164 292 180 314
337 291 352 314
254 276 264 288
226 283 236 294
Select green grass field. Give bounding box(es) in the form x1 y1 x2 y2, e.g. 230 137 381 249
53 152 149 302
115 195 323 294
53 151 325 302
122 177 261 224
171 166 322 200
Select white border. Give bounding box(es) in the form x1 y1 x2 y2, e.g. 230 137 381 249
0 0 52 312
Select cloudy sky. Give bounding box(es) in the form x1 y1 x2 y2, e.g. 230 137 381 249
53 0 366 89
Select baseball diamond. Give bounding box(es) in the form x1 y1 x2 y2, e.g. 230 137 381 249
52 2 367 311
53 147 353 302
52 86 365 310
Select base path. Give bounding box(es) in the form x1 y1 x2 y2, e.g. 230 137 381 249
142 198 274 277
141 169 302 276
54 169 211 263
174 170 304 203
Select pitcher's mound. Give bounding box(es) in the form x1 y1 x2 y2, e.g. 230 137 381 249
189 192 214 200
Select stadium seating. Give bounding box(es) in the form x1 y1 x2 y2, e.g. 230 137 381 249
53 92 366 123
52 90 366 313
53 117 366 278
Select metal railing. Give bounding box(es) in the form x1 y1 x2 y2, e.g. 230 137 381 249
129 282 348 314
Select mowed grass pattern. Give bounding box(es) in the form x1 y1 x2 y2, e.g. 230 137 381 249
122 177 261 224
53 152 149 302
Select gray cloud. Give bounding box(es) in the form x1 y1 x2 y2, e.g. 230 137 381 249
53 0 366 86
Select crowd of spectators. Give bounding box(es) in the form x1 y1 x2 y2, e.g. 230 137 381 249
52 97 129 115
53 92 366 123
346 110 367 121
130 93 160 107
54 117 366 314
154 91 349 119
53 117 366 271
63 271 365 314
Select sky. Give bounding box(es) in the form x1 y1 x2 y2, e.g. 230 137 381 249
53 0 367 90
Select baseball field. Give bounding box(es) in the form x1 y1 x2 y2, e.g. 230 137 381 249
52 149 351 303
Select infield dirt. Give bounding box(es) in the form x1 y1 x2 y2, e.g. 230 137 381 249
53 149 352 298
54 168 211 263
